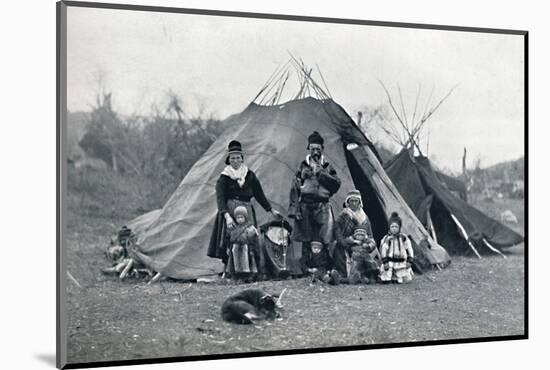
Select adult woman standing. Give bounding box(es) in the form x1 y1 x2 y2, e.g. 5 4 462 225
334 190 378 278
207 140 280 280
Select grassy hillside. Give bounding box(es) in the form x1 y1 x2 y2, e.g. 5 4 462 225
483 156 524 181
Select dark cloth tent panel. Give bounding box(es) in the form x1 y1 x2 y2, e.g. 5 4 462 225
385 150 523 253
127 99 450 279
415 156 523 248
382 149 428 216
434 170 468 200
318 101 450 266
347 146 450 265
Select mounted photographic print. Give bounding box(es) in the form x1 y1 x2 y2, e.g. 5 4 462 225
57 1 527 368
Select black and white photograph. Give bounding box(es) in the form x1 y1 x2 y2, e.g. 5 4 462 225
56 1 527 368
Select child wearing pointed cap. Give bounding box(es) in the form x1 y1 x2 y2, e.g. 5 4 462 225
380 212 414 283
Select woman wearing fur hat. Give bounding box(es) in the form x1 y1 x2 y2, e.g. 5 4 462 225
380 212 414 283
334 190 378 279
207 140 281 278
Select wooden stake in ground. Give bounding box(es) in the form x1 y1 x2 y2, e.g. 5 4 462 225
482 238 507 259
426 209 438 245
276 288 287 308
148 272 163 285
450 213 481 259
67 270 82 289
119 258 134 279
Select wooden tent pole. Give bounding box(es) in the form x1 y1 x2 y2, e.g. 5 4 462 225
67 271 82 289
378 80 408 133
450 213 482 259
148 272 163 285
426 209 438 245
271 69 290 105
258 66 289 105
411 83 422 128
412 84 459 140
293 64 306 100
119 258 135 279
252 60 290 103
288 54 330 99
482 238 507 259
275 71 290 105
398 84 410 131
276 288 287 308
297 57 325 99
375 120 403 145
420 84 435 127
316 64 333 99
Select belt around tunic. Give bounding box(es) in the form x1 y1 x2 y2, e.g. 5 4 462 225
228 195 252 202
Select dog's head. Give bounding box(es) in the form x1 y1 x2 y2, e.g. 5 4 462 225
259 294 276 309
259 294 282 319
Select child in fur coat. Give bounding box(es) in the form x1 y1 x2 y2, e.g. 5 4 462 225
347 227 380 284
227 206 260 280
380 212 414 283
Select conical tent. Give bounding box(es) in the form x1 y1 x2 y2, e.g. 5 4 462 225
384 149 523 255
126 97 450 280
373 80 522 256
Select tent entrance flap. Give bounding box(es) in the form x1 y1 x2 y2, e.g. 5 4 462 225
345 144 451 267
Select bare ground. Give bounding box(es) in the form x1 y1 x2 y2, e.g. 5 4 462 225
65 198 525 365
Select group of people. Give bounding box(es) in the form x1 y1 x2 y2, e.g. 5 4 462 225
206 132 415 285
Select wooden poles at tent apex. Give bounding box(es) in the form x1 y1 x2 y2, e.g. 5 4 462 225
252 55 333 105
377 80 458 156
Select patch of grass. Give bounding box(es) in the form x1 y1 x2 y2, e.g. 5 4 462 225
66 254 525 364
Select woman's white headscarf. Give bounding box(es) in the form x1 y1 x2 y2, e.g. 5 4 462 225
343 191 367 225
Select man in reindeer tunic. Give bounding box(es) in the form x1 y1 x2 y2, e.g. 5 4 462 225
288 131 341 272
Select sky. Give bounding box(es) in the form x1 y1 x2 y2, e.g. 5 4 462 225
67 6 525 173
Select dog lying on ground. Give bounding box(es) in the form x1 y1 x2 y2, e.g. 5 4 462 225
221 288 285 325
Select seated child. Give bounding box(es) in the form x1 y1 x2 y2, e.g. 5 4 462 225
346 227 380 284
227 206 260 280
380 212 414 284
306 241 341 285
101 227 152 280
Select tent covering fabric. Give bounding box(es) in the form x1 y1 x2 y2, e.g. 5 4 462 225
127 98 450 279
384 149 523 254
434 170 468 201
